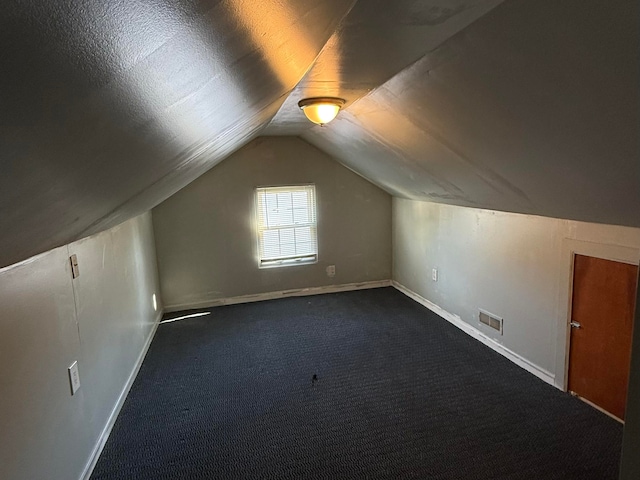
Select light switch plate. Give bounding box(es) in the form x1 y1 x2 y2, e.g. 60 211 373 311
69 254 79 279
68 361 80 395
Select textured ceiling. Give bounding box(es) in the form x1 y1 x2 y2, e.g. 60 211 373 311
0 0 354 268
1 0 638 268
264 0 504 135
302 0 639 227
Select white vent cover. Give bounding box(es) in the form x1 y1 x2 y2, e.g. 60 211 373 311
479 309 503 334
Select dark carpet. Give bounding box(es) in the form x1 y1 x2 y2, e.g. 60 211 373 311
91 287 622 479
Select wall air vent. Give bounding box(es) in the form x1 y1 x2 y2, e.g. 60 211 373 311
479 309 503 334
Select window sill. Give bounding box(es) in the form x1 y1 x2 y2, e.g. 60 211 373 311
259 256 317 269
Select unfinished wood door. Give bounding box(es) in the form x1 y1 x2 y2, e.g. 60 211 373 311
568 254 638 420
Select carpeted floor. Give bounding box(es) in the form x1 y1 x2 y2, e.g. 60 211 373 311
91 287 622 479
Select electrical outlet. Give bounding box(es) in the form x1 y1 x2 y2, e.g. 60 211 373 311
432 268 438 282
326 265 336 277
68 361 81 395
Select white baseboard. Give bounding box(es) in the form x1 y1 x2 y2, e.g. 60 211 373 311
164 280 392 313
392 281 556 387
80 310 163 480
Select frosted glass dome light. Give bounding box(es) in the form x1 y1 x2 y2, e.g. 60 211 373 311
298 97 345 126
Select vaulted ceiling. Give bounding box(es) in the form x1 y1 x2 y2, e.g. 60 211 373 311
1 0 637 268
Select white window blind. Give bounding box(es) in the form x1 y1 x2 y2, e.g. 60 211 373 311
255 185 317 267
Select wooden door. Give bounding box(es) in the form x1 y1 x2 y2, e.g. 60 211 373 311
568 254 638 420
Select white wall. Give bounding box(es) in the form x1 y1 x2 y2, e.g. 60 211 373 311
153 136 392 311
392 198 640 387
393 198 640 480
0 213 162 480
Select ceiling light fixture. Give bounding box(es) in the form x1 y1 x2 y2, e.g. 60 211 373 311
298 97 345 126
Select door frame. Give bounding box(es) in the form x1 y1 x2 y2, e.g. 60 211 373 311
555 239 640 392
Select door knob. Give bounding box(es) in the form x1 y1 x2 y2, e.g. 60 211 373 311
570 322 582 329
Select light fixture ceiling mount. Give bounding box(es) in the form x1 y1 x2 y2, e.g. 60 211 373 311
298 97 345 126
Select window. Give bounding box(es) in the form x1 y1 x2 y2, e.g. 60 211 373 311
255 185 317 268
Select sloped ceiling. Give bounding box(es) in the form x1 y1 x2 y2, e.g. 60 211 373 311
0 0 355 268
303 0 639 227
264 0 504 135
1 0 637 268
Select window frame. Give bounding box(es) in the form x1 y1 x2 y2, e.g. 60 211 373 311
254 184 318 269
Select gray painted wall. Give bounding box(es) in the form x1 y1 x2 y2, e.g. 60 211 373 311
392 198 640 386
153 136 392 310
0 213 161 480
